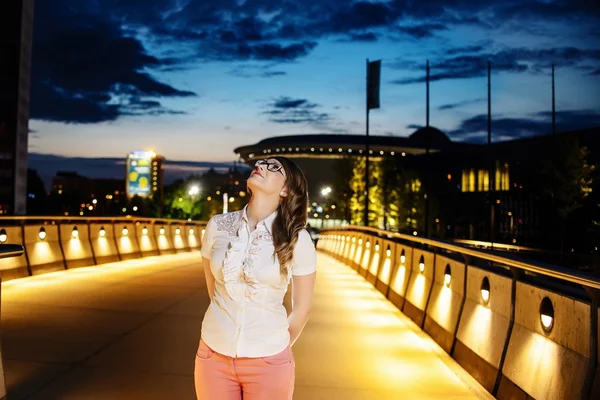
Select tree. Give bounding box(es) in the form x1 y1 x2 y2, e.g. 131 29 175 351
533 136 596 253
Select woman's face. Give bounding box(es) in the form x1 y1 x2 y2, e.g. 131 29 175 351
247 158 287 196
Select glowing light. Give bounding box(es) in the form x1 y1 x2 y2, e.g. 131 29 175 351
133 206 139 211
99 227 106 237
386 248 391 258
366 241 371 249
160 227 165 235
122 227 129 236
413 231 418 236
175 228 181 235
0 229 7 243
39 227 47 240
481 277 490 305
444 264 451 287
375 243 379 251
540 297 554 333
92 199 97 204
321 187 332 196
88 205 94 211
142 227 148 236
400 251 406 265
541 315 553 330
188 185 200 196
189 228 195 235
419 255 425 273
72 227 79 239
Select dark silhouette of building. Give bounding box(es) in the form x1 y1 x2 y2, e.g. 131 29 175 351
50 172 126 216
234 126 600 255
0 0 34 215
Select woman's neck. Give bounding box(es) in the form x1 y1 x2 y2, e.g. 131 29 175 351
246 195 279 230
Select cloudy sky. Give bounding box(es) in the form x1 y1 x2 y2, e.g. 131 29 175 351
29 0 600 169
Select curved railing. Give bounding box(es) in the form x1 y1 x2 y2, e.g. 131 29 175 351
0 216 207 281
342 225 600 290
318 225 600 400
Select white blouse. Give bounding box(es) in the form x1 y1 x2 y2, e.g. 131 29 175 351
200 206 317 358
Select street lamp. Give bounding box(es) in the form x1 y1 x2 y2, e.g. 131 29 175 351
188 185 200 197
321 187 332 197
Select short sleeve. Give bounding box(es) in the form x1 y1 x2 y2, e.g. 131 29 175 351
200 217 216 259
291 229 317 276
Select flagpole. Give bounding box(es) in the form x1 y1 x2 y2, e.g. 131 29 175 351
488 60 494 248
552 64 556 136
364 58 370 227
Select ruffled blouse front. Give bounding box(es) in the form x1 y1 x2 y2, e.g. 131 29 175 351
221 221 274 301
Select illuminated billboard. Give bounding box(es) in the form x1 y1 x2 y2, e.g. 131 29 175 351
126 151 155 198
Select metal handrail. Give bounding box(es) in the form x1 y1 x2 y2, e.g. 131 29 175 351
325 225 600 290
0 244 25 260
0 216 206 224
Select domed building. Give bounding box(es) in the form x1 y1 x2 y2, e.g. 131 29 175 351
232 127 469 227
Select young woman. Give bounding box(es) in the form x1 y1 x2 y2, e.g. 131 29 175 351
195 156 317 400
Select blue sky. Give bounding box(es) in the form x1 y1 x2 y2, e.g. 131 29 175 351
29 0 600 169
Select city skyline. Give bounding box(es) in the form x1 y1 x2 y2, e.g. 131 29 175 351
29 0 600 174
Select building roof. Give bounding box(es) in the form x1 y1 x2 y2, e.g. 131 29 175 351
233 131 468 162
408 126 452 148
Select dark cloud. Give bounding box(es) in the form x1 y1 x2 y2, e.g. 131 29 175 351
391 53 528 85
263 96 332 125
391 46 600 85
31 1 196 124
446 45 486 55
32 0 600 125
406 124 423 130
339 31 379 42
326 1 399 33
438 98 485 111
228 65 288 79
233 42 318 61
591 68 600 76
448 109 600 142
395 23 448 39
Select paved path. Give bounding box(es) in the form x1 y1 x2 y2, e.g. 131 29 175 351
1 252 491 399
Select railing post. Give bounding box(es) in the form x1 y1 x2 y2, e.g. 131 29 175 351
450 254 470 356
88 220 97 265
56 220 68 270
492 266 521 396
112 220 122 261
421 246 437 329
20 219 32 276
582 287 599 400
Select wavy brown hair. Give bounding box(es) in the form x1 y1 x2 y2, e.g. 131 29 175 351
269 156 309 277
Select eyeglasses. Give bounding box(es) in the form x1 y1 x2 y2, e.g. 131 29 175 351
255 159 286 177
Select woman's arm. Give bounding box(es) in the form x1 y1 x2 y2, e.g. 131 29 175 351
203 256 215 300
287 271 316 346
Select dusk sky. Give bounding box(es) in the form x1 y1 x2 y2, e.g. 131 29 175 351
29 0 600 180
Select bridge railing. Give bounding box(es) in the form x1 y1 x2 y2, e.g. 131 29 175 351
318 226 600 400
0 216 207 281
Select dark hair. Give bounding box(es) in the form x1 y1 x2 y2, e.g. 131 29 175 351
270 156 309 277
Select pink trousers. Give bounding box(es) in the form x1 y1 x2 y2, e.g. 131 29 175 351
194 340 295 400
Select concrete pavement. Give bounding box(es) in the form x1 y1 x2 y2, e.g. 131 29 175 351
1 252 491 399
